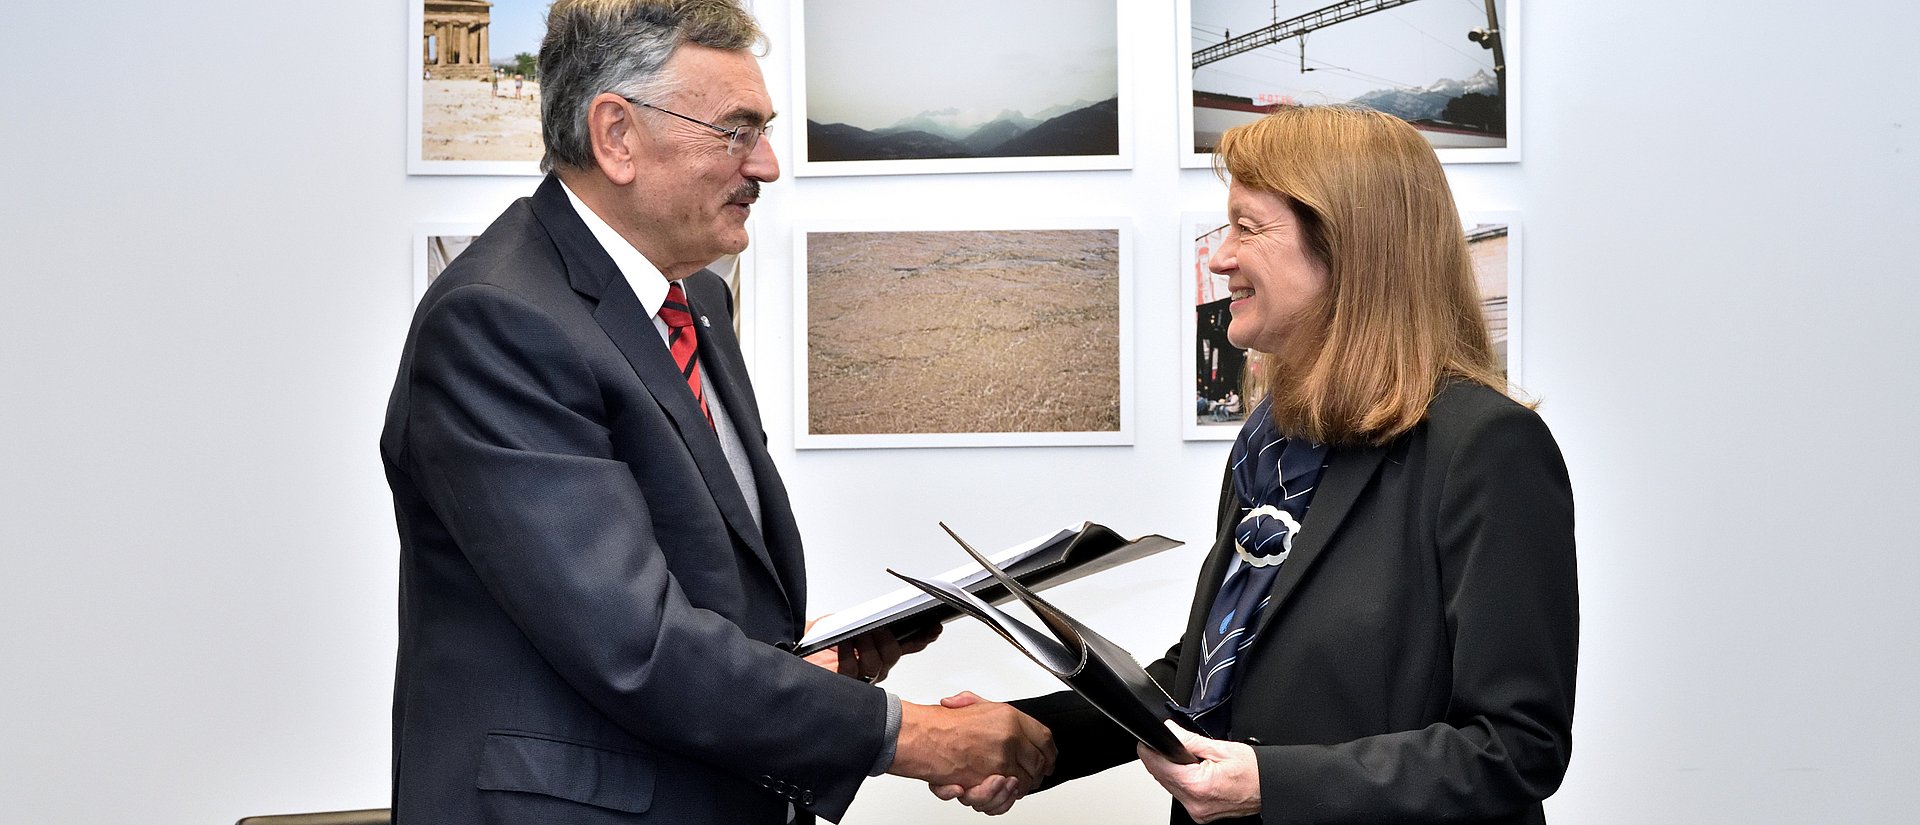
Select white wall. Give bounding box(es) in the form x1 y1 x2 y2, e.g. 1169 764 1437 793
2 1 1916 823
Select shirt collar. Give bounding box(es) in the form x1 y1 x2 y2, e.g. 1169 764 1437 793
558 178 669 318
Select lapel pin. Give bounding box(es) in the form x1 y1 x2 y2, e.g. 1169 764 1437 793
700 316 711 328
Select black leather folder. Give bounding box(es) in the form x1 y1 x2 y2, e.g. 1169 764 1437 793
887 524 1198 764
795 522 1181 657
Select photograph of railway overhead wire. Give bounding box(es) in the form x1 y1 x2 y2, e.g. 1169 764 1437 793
1182 0 1517 163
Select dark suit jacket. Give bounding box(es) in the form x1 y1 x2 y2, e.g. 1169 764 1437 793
1018 382 1578 825
380 176 888 824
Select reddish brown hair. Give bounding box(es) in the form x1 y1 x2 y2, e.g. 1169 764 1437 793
1215 106 1510 445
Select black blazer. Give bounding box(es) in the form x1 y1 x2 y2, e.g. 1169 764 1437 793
380 176 888 824
1019 382 1578 825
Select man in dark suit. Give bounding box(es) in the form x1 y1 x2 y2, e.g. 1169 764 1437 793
379 2 1053 823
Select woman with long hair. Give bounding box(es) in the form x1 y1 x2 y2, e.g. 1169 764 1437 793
950 106 1578 824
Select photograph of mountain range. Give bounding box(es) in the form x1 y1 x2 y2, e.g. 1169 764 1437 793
798 0 1123 173
1185 0 1517 163
808 98 1119 162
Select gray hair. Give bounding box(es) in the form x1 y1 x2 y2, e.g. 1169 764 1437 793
538 0 765 173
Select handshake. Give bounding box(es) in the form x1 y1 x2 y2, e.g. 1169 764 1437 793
809 626 1252 820
807 626 1048 815
889 690 1051 817
897 695 1254 821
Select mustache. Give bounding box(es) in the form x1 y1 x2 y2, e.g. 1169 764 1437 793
727 181 760 204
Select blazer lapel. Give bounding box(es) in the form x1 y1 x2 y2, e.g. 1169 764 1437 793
1173 441 1390 698
528 178 791 612
1242 440 1389 644
679 275 810 628
680 278 766 455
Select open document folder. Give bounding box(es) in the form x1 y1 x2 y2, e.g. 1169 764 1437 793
891 524 1199 764
797 522 1182 657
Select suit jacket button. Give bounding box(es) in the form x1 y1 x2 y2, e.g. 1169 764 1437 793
801 790 815 805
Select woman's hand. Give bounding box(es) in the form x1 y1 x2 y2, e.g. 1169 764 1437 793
1137 722 1261 823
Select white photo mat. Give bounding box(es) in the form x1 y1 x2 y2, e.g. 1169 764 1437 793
793 217 1135 449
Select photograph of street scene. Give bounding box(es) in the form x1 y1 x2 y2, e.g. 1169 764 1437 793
1188 214 1513 437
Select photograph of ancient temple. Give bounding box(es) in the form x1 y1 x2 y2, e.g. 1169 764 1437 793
411 0 549 173
1181 0 1518 164
794 0 1128 176
798 225 1131 448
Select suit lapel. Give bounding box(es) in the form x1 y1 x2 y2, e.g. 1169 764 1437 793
680 274 810 628
681 277 766 448
1174 440 1390 697
1242 440 1389 645
528 177 791 613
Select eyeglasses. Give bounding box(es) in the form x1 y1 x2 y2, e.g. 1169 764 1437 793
626 98 769 157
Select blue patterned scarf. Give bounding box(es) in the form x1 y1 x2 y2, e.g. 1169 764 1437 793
1182 402 1328 737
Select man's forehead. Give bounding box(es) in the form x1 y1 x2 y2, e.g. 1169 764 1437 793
697 92 776 126
664 46 773 118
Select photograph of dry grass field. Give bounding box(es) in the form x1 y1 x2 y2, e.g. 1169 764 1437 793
803 228 1123 443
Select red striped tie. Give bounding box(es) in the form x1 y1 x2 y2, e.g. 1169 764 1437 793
659 282 713 429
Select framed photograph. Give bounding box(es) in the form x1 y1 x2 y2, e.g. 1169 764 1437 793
717 239 756 376
413 223 488 302
792 0 1131 177
1180 210 1522 441
794 219 1133 448
408 0 549 175
413 225 758 370
1178 0 1520 166
1463 211 1523 386
1180 212 1246 441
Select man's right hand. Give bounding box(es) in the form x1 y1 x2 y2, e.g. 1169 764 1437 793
889 691 1055 792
